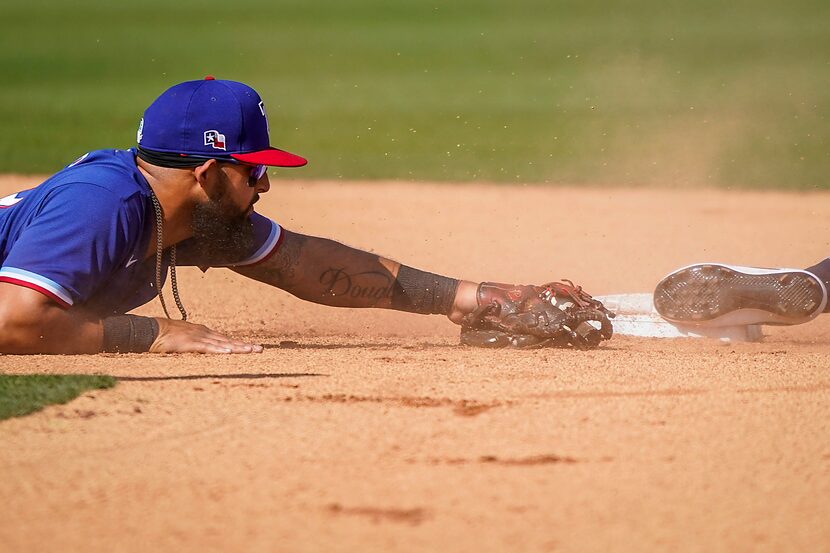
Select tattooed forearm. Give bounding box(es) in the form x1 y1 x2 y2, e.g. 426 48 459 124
233 229 400 308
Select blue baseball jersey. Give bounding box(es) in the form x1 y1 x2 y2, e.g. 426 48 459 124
0 149 282 317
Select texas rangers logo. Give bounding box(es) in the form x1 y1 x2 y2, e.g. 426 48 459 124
204 130 227 150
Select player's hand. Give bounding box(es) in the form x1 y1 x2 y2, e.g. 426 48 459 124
149 318 263 354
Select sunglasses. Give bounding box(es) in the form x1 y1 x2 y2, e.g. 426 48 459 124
246 164 267 187
215 159 266 186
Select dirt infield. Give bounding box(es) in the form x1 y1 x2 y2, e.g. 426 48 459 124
1 175 829 553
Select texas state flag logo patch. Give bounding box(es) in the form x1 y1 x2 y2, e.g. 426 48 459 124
204 130 226 150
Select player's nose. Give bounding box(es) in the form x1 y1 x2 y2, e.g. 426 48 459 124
256 174 271 194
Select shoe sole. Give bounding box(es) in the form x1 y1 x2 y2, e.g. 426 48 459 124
653 263 827 326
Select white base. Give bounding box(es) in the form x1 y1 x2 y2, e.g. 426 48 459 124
596 293 764 343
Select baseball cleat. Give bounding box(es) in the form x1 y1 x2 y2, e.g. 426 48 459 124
653 263 828 326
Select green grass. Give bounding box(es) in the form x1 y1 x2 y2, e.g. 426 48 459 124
0 374 116 421
1 0 829 188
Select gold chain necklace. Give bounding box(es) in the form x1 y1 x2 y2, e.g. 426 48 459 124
150 191 188 321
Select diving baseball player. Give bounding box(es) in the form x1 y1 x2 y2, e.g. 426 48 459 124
0 77 612 354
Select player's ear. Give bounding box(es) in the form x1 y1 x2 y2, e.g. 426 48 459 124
193 159 218 186
192 159 221 198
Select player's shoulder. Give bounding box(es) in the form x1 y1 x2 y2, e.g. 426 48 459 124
45 148 150 201
10 149 151 226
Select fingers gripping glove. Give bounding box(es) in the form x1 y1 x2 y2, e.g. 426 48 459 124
460 280 615 349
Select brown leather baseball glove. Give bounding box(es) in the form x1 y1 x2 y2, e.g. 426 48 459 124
460 280 614 349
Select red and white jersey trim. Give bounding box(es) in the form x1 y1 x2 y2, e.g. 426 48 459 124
0 267 73 308
229 221 282 267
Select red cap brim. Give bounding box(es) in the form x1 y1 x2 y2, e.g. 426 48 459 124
231 148 307 167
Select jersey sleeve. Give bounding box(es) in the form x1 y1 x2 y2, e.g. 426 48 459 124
0 184 139 308
175 212 283 269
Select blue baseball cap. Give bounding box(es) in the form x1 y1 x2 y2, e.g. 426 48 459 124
137 76 307 167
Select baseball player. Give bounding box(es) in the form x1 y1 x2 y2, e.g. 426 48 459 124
653 261 830 326
0 77 612 355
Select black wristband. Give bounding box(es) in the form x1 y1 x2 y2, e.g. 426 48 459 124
391 265 460 315
102 315 160 353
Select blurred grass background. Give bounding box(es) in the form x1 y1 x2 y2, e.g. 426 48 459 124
1 0 828 188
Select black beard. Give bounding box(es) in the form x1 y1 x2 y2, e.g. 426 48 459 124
190 199 256 264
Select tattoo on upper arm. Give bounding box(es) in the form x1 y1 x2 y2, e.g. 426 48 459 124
236 230 307 288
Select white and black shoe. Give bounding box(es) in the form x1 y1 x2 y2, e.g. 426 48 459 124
653 263 828 326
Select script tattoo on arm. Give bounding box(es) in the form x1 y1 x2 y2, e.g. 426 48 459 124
233 229 400 308
318 268 394 303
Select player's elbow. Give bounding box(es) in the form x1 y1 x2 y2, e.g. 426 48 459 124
0 288 60 354
0 313 46 353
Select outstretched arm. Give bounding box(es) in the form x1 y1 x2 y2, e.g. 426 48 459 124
232 229 614 350
233 229 479 323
